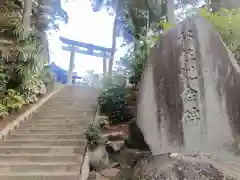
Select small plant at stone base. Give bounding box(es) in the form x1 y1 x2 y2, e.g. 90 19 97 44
85 122 101 149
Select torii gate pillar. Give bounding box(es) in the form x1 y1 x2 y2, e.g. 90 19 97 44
68 46 76 85
103 52 107 76
67 48 108 85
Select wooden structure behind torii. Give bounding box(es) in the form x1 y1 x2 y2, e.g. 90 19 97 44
60 37 111 84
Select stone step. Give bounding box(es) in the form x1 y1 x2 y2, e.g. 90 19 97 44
0 172 79 180
38 107 91 111
38 107 94 110
24 123 88 127
24 121 89 126
0 86 98 179
0 154 83 162
40 106 94 109
42 101 94 104
37 106 93 112
19 124 86 129
16 127 85 131
0 140 86 146
9 134 85 140
34 115 87 118
29 117 88 120
35 110 88 113
35 110 90 113
45 95 95 99
26 117 91 124
34 115 88 118
0 146 85 154
0 162 80 173
13 129 84 134
42 102 92 105
34 113 92 117
46 101 88 103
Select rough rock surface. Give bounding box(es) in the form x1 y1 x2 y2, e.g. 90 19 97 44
88 145 110 171
137 15 240 156
132 153 240 180
105 140 125 153
117 148 151 169
106 132 127 141
88 171 111 180
100 168 120 178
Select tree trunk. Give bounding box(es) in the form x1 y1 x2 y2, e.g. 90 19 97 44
22 0 32 31
108 0 120 76
108 16 117 76
166 0 176 24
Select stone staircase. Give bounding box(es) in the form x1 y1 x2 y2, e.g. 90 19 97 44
0 86 99 180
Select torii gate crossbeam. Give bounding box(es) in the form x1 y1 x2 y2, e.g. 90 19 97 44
60 37 112 84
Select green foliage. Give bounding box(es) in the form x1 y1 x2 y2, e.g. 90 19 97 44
20 75 46 104
127 19 173 88
0 3 43 90
39 65 55 86
100 74 126 90
129 39 148 87
82 70 100 86
0 0 61 118
160 21 176 31
0 67 9 91
202 8 240 63
112 74 126 86
85 122 101 148
100 76 116 89
3 89 25 110
0 104 8 118
98 84 132 124
128 31 157 87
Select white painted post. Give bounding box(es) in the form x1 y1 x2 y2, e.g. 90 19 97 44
68 45 76 85
103 52 107 76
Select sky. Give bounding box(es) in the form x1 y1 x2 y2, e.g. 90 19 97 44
48 0 118 76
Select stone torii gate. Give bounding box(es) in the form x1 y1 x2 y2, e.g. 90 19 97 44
60 37 111 84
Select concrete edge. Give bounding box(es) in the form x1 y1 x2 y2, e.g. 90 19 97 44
0 85 63 140
79 148 90 180
79 100 100 180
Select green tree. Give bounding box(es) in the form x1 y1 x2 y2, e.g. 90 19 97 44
0 0 68 115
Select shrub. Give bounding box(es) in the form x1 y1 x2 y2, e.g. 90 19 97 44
100 75 126 90
40 65 56 86
85 122 101 149
20 75 46 104
98 85 132 124
3 89 25 110
0 104 8 118
0 67 9 91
